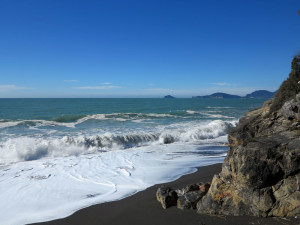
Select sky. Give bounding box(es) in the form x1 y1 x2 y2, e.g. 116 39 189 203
0 0 300 98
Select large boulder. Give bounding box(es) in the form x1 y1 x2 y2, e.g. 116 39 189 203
177 191 206 210
156 186 178 209
177 183 210 210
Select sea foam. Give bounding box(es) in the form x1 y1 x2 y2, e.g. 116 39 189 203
0 119 232 225
0 112 228 129
0 120 236 163
0 142 227 225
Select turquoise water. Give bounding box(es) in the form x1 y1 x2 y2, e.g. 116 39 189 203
0 98 265 120
0 98 266 161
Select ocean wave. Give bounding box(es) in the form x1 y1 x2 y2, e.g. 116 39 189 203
53 114 86 122
74 113 178 124
0 110 238 129
0 120 76 129
0 113 180 129
0 120 235 163
205 106 235 109
0 121 21 129
186 110 234 119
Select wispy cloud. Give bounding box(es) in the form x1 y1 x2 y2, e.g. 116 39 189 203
101 82 112 85
64 80 78 82
212 82 228 86
0 84 29 91
74 86 121 90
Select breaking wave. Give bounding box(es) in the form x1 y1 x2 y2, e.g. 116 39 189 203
0 111 237 129
185 110 234 118
0 113 179 129
0 120 236 163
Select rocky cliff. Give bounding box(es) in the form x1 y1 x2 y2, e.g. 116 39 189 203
197 55 300 217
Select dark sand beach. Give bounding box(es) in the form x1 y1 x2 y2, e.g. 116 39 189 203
31 164 299 225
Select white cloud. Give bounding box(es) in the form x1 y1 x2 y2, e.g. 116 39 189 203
0 85 29 91
74 86 121 90
212 82 228 86
63 80 78 82
101 82 112 85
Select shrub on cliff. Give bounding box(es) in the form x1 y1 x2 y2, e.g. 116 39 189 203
270 54 300 112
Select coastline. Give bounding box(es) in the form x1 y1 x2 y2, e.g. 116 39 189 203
31 163 298 225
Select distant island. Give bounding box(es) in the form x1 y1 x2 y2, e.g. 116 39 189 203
245 90 277 98
164 95 176 99
192 90 276 99
193 92 241 99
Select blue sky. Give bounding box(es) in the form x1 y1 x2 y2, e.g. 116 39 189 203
0 0 299 97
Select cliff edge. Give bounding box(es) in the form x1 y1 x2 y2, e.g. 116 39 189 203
197 55 300 217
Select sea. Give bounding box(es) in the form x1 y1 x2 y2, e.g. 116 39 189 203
0 98 266 225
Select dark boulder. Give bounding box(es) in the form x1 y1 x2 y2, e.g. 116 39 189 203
176 183 210 210
177 191 206 210
156 186 178 209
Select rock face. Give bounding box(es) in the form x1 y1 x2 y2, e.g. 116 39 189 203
197 93 300 217
270 54 300 112
197 55 300 217
281 93 300 121
157 55 300 217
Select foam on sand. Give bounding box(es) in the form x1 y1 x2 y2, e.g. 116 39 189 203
0 115 236 225
0 142 227 225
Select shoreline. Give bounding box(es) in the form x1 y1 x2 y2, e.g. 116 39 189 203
31 163 298 225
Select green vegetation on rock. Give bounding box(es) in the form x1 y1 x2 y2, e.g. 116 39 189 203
271 54 300 112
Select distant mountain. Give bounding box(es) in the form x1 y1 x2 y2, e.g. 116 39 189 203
164 95 175 99
245 90 277 98
192 92 241 99
192 90 277 99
